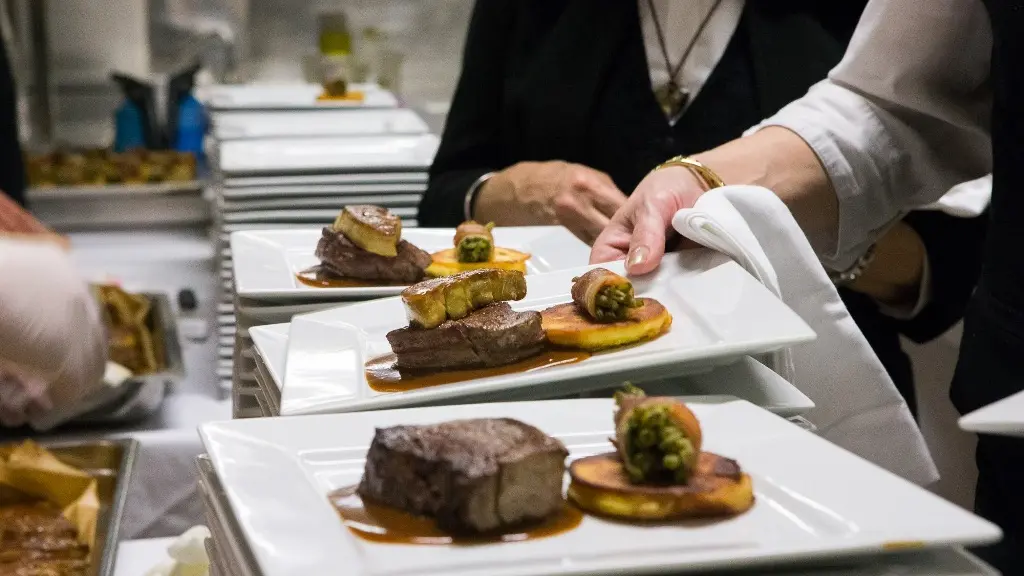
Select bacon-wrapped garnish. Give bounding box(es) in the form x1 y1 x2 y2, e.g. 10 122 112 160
454 221 495 263
570 268 641 323
333 205 402 257
613 384 702 484
401 268 528 329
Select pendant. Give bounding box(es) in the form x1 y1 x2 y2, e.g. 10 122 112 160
654 82 690 124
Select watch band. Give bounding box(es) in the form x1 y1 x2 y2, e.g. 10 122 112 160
829 244 877 286
464 172 495 221
651 155 726 190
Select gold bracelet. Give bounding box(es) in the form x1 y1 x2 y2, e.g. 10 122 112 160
651 155 726 190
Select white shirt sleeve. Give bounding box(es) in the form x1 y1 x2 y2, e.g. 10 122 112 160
747 0 994 270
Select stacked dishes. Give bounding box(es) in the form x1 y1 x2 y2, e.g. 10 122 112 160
206 84 436 405
196 399 1000 575
231 223 599 417
239 219 824 418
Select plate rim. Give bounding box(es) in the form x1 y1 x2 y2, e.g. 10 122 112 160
200 398 1002 576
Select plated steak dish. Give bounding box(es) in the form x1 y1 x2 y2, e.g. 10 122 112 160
313 205 431 283
357 418 569 534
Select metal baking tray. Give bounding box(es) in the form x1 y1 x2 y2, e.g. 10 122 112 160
6 438 140 576
73 292 184 425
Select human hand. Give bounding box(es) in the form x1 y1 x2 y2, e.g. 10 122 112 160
0 238 107 430
473 161 628 244
0 370 52 428
591 166 709 274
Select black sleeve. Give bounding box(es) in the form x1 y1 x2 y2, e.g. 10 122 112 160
894 210 989 343
417 0 514 228
0 37 26 207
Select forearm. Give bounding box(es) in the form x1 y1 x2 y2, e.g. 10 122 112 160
694 127 838 254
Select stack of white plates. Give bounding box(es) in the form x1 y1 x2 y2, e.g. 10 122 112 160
240 246 824 418
196 398 1001 575
227 226 597 417
206 84 437 397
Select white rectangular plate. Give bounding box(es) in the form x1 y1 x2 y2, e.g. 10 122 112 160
223 172 428 188
206 83 398 110
220 194 423 211
252 317 813 416
231 226 592 301
959 389 1024 437
280 251 816 415
220 183 426 201
222 207 417 224
212 108 428 140
200 399 1000 576
218 134 438 175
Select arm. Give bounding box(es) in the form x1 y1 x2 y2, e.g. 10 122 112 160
417 0 515 227
894 209 988 343
594 0 993 273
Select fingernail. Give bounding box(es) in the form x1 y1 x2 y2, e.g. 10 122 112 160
626 246 649 270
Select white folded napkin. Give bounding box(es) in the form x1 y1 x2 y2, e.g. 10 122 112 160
145 526 211 576
671 186 938 485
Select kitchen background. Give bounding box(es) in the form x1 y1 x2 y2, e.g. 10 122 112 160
4 0 473 148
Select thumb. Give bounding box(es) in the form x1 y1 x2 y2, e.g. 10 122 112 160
625 199 670 275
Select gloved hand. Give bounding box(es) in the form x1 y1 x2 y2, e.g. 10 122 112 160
0 371 51 428
0 237 107 430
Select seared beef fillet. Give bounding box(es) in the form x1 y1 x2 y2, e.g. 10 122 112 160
357 418 568 533
315 227 431 283
386 303 545 371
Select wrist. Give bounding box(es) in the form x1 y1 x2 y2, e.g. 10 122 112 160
652 156 725 191
471 170 512 222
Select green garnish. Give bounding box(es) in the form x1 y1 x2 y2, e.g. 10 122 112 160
622 403 696 484
457 237 493 263
592 284 642 322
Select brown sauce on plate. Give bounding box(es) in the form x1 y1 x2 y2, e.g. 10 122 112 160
365 348 591 393
295 265 407 289
328 487 583 545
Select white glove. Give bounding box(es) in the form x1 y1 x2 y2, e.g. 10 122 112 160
0 371 51 428
0 238 107 430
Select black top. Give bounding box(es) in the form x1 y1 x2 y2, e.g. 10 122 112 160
421 0 990 413
0 37 25 206
420 0 866 226
950 5 1024 571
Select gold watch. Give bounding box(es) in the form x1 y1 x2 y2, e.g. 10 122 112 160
651 156 725 190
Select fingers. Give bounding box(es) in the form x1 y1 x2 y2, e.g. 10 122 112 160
591 222 631 264
0 376 30 427
570 169 627 217
625 199 669 275
555 166 629 244
554 193 612 245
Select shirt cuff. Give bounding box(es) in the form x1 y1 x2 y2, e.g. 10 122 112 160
875 247 932 320
743 82 902 272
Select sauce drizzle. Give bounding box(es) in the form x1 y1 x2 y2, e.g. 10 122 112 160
295 265 407 289
365 349 590 393
328 487 583 545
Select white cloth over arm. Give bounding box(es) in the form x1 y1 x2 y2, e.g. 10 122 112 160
672 186 938 485
751 0 993 269
0 238 107 429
